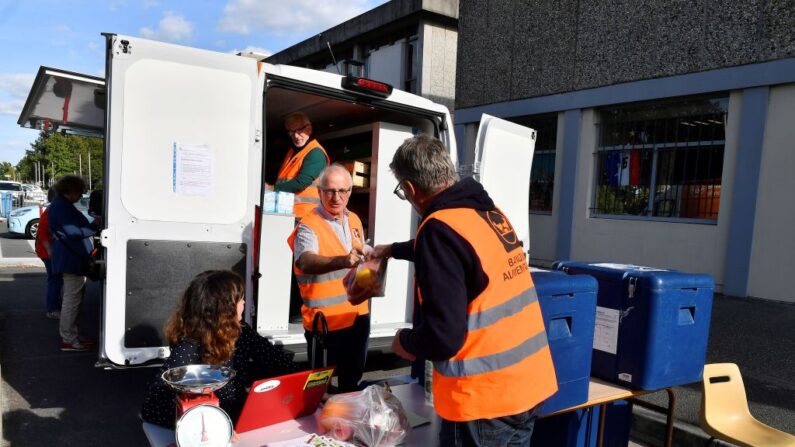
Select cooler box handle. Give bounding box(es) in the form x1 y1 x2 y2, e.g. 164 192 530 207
547 316 573 340
678 306 696 325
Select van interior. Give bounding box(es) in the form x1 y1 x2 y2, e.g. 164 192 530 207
261 86 438 335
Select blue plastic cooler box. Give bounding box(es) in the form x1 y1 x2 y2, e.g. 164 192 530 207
553 261 714 390
532 270 598 415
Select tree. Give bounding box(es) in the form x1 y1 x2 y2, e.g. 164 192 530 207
0 161 14 180
16 131 104 189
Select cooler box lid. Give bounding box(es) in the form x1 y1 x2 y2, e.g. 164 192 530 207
553 261 714 291
532 271 599 295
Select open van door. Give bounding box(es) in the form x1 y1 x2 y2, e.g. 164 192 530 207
100 35 262 366
472 115 536 250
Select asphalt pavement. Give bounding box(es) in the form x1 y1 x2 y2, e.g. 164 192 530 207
0 220 43 268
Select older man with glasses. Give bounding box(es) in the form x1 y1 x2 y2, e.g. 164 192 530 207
270 112 330 220
287 164 370 392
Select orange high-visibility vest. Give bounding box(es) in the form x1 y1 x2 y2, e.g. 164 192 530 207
287 209 369 331
275 139 330 220
416 207 557 422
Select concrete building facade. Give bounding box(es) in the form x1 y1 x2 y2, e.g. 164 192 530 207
266 0 458 110
454 1 795 303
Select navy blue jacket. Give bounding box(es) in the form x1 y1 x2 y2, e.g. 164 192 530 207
48 195 96 275
392 177 496 361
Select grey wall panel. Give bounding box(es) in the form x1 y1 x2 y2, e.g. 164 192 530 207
511 0 578 100
456 0 489 107
481 0 515 104
456 0 795 109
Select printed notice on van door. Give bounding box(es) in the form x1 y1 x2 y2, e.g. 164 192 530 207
593 306 620 354
173 142 214 197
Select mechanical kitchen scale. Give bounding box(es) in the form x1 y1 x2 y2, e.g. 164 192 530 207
162 364 236 447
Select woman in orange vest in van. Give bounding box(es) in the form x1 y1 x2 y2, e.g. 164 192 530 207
287 164 370 393
371 135 557 447
271 112 330 220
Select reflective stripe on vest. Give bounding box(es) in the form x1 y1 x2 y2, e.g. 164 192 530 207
416 207 558 422
302 293 349 308
294 196 321 205
296 269 348 285
287 208 369 331
435 328 549 377
467 286 539 332
275 139 329 219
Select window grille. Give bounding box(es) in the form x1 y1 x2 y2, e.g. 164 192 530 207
594 96 727 221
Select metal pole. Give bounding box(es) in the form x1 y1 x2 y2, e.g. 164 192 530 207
88 152 92 190
79 153 83 177
51 160 55 186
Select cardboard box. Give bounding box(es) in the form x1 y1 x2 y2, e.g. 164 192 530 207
343 160 371 188
352 175 369 188
342 160 370 175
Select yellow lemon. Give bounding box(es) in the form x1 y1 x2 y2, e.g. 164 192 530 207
355 267 376 288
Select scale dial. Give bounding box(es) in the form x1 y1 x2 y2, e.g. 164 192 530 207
175 404 233 447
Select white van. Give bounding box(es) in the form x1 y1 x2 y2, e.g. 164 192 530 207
18 34 536 368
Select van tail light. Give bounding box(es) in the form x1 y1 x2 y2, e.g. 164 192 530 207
341 76 393 98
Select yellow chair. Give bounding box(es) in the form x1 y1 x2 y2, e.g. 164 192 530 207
700 363 795 447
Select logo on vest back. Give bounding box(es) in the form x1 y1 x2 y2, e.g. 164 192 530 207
478 209 522 253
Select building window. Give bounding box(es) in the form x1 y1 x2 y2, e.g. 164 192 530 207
403 36 418 93
594 96 728 221
511 114 558 213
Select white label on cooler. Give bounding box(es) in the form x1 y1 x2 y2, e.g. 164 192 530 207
594 306 620 354
618 373 632 382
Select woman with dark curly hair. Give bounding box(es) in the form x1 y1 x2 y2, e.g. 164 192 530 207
141 270 301 428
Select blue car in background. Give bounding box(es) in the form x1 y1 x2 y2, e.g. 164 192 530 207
7 195 93 239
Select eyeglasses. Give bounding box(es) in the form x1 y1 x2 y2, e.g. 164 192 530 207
320 187 351 197
286 123 310 137
393 182 406 201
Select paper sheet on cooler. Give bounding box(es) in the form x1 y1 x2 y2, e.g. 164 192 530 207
593 306 620 354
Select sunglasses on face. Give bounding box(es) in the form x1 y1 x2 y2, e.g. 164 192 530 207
286 123 310 137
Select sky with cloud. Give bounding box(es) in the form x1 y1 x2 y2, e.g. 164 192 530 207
0 0 386 166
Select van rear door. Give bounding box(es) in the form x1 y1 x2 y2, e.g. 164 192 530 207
100 35 262 366
472 115 536 249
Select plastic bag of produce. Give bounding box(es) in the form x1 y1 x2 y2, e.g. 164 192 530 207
317 384 409 447
343 257 388 305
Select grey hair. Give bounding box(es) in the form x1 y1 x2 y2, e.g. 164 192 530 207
284 111 310 127
318 163 352 188
389 134 457 193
